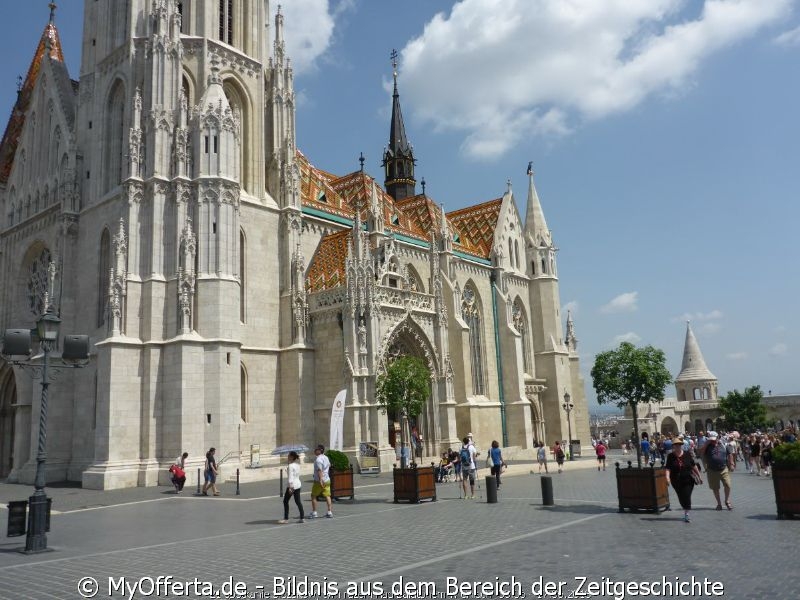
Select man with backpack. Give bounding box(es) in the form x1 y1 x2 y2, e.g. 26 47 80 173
459 437 477 499
700 431 733 510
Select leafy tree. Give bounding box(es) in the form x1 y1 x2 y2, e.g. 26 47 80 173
375 355 431 468
718 385 767 433
591 342 672 467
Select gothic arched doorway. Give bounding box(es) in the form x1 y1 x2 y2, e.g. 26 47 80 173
381 319 439 462
0 361 17 478
660 416 678 436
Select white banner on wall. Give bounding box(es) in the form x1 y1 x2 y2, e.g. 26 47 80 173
329 389 347 451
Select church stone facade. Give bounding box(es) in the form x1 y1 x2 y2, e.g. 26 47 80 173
0 2 589 489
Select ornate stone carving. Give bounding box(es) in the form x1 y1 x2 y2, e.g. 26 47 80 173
177 216 197 334
109 219 128 336
27 248 54 316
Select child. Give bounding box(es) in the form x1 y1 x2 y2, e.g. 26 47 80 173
278 451 305 524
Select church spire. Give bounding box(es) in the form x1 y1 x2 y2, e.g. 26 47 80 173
525 162 550 243
676 321 716 382
382 49 416 201
565 310 577 351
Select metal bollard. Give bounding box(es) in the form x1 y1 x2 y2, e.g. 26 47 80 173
196 468 201 495
279 468 284 497
541 475 554 506
236 468 240 496
485 475 498 503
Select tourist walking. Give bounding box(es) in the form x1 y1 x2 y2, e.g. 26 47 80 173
700 431 733 510
201 447 219 496
665 436 702 523
460 437 477 499
278 451 305 523
488 440 506 488
536 441 549 474
554 441 565 473
309 444 333 519
595 439 607 471
749 435 762 475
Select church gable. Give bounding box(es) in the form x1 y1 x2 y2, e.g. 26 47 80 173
493 189 525 271
305 229 351 292
447 198 503 259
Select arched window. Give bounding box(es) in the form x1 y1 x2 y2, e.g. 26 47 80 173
508 238 514 269
461 284 485 395
406 265 424 293
693 388 701 401
110 1 129 49
512 299 533 375
514 240 520 270
240 363 248 422
104 81 126 192
239 228 246 322
219 0 234 45
98 228 111 327
223 79 248 191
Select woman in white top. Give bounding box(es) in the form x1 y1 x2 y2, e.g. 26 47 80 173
279 451 305 523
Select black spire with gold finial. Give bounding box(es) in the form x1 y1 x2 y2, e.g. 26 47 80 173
382 49 416 201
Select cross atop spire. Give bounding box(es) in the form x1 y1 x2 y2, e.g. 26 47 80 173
390 48 399 92
49 3 57 24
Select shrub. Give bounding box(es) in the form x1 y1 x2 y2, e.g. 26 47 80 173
325 449 350 471
772 442 800 468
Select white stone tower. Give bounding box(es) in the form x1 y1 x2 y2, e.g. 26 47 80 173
675 321 718 404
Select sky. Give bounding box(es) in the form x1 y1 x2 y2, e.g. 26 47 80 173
2 1 799 412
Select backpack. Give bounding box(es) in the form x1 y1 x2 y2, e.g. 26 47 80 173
705 442 727 471
459 447 471 468
556 446 565 460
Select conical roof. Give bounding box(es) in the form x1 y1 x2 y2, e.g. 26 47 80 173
524 166 550 246
675 322 716 382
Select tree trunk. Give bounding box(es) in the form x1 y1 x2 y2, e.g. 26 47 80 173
631 401 642 468
399 410 408 469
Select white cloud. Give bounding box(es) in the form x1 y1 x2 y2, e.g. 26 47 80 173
769 343 788 356
600 292 638 313
613 332 641 345
672 309 723 323
700 322 721 335
775 325 787 333
400 0 792 159
271 0 343 74
775 25 800 46
562 300 579 316
726 352 748 360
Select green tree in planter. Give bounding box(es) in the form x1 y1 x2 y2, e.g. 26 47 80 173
591 342 672 468
718 385 767 433
376 355 430 468
325 449 350 471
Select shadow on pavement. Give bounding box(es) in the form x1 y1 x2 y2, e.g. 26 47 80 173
532 504 614 515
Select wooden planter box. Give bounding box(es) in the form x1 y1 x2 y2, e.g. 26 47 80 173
393 465 437 503
615 462 670 513
772 466 800 519
329 466 355 501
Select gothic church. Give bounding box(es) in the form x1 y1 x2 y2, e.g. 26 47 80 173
0 2 589 488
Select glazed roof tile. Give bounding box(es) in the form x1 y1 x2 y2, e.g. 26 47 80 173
0 22 65 184
305 229 351 293
446 198 503 259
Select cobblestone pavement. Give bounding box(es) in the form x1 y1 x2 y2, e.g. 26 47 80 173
0 454 795 599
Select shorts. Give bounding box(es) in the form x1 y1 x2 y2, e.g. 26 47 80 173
311 481 331 498
706 467 731 491
463 468 475 485
597 455 606 462
204 470 216 484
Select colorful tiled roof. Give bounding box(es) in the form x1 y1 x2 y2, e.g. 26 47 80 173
447 198 503 259
305 229 351 293
0 21 65 184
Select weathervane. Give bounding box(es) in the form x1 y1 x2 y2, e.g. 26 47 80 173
49 3 57 23
359 152 365 172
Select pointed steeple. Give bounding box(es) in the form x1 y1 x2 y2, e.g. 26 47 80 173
0 5 65 183
382 49 416 201
676 322 716 381
565 310 577 351
525 162 550 244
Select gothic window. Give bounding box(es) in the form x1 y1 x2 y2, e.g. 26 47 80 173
693 388 701 401
219 0 234 45
110 1 129 49
514 240 520 270
512 300 533 375
27 248 53 316
541 256 547 275
104 81 126 193
240 363 248 422
98 229 111 327
239 228 246 323
461 284 486 395
223 80 248 191
508 238 514 269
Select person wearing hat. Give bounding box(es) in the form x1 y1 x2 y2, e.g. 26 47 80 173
665 435 702 523
700 431 733 510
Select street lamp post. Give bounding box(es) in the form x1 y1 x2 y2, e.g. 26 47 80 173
562 392 574 462
2 262 90 554
26 309 61 553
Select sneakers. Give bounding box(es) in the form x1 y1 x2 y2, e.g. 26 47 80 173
308 512 318 519
277 519 290 524
683 512 691 523
325 512 333 518
298 519 305 523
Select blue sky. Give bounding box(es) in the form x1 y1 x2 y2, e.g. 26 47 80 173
2 1 799 411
